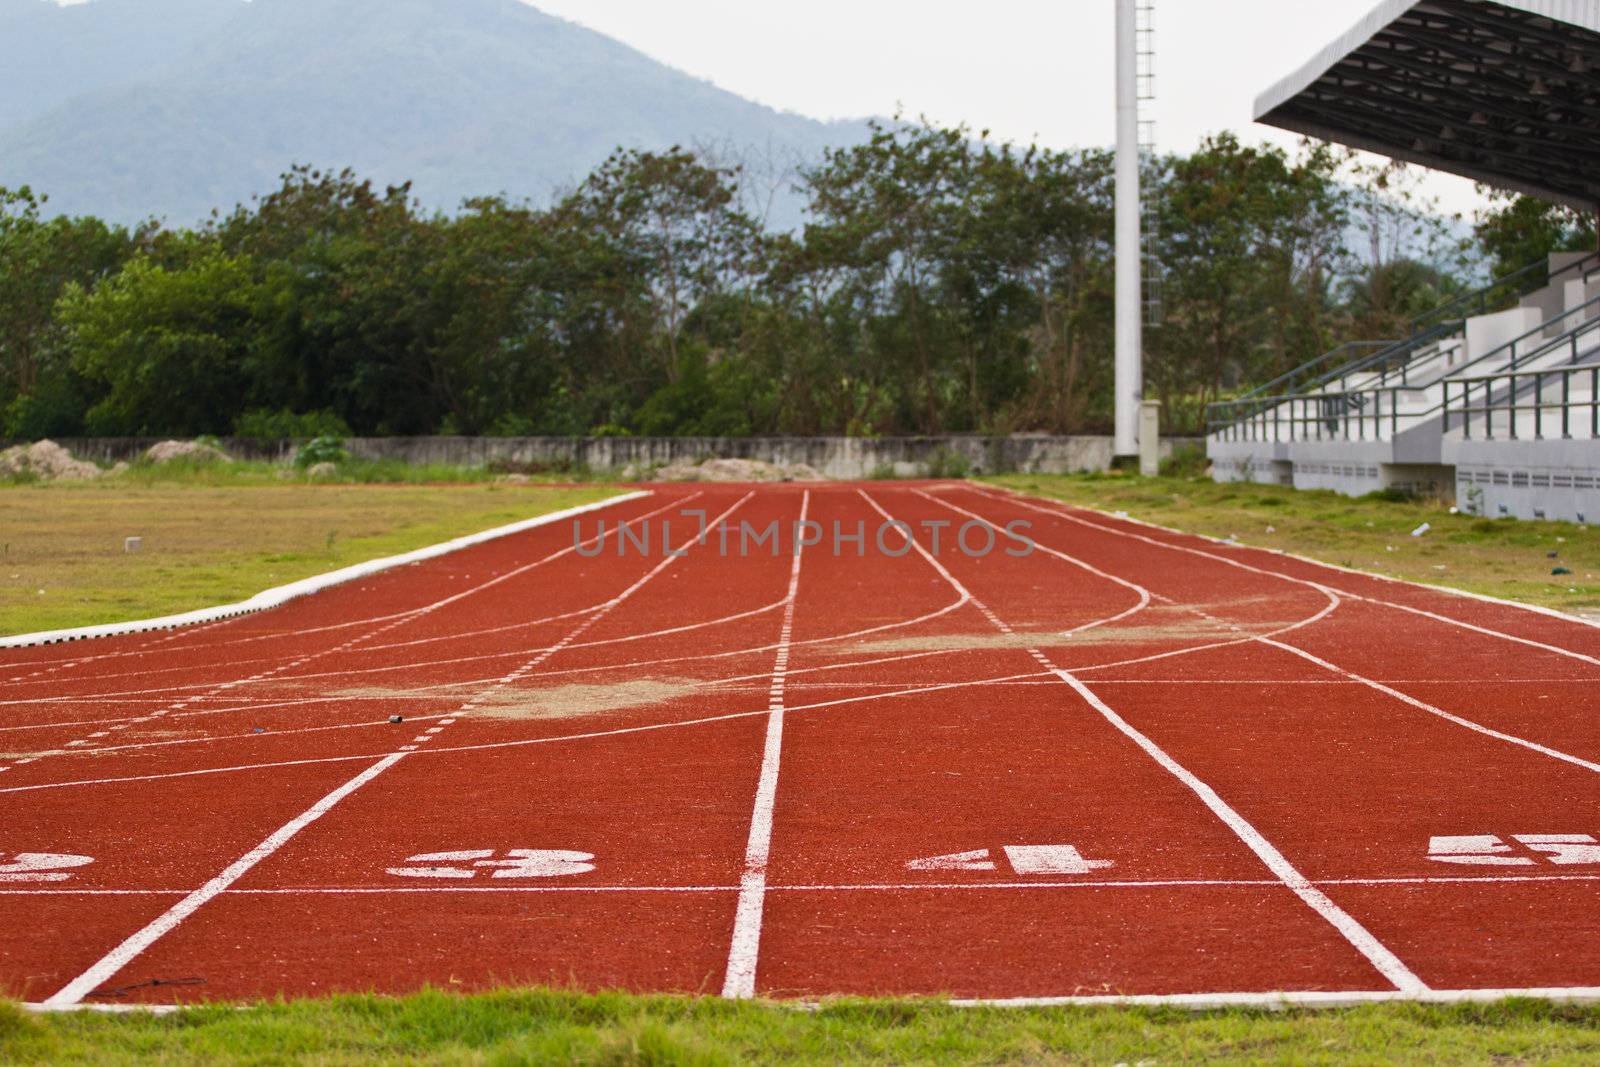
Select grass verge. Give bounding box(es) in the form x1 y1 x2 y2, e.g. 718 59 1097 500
0 481 620 636
988 472 1600 614
5 991 1600 1064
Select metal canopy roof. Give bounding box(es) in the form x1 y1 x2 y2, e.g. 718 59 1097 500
1256 0 1600 211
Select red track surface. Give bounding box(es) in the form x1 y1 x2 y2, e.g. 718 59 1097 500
6 482 1600 1007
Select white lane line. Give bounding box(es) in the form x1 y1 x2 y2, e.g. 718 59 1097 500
0 580 498 774
984 480 1600 638
919 489 1342 676
0 588 972 713
43 751 407 1006
0 493 709 776
865 488 1427 995
0 713 459 759
3 489 710 679
973 484 1600 669
0 605 266 687
723 490 810 1000
1051 668 1425 993
0 669 1072 795
979 486 1600 781
42 491 753 1006
1259 637 1600 776
0 593 783 708
973 486 1600 772
907 487 1152 629
17 869 1600 900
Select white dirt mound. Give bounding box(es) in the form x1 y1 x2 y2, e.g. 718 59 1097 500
0 440 103 481
653 458 829 483
143 440 232 465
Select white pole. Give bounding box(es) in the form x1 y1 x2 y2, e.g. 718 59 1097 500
1114 0 1143 460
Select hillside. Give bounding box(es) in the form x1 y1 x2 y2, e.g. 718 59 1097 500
0 0 867 226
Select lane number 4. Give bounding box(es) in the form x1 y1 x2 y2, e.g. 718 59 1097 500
907 845 1113 876
0 852 94 882
387 849 596 879
1428 835 1600 867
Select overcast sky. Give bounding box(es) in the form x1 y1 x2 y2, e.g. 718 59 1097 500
526 0 1489 217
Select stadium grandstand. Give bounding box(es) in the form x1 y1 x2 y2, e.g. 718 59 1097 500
1207 0 1600 522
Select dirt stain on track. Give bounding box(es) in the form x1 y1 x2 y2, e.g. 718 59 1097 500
843 618 1276 656
333 678 702 722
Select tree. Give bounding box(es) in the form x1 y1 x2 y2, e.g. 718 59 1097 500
1475 191 1598 278
801 121 977 433
1157 134 1348 407
62 245 261 436
0 186 136 436
563 148 763 389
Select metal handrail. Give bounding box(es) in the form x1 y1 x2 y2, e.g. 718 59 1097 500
1206 323 1456 429
1230 341 1396 403
1444 364 1600 442
1212 250 1600 429
1410 249 1600 334
1210 302 1600 444
1442 289 1600 385
1314 320 1462 393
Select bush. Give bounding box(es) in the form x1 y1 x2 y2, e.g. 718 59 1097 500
234 409 352 442
294 436 349 469
1158 446 1209 479
1362 487 1416 504
926 447 972 479
3 379 88 440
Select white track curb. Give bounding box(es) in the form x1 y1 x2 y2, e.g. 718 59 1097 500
952 986 1600 1010
1 490 651 650
23 985 1600 1015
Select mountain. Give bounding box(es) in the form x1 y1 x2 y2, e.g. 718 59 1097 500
0 0 869 226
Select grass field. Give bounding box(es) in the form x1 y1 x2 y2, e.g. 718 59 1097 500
988 471 1600 614
0 477 617 636
6 992 1600 1065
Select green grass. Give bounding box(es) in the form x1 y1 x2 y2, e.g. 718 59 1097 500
0 480 620 635
82 456 594 488
6 991 1600 1064
989 471 1600 614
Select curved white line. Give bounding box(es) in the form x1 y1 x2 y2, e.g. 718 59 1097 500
0 669 1057 795
969 485 1600 779
973 484 1600 668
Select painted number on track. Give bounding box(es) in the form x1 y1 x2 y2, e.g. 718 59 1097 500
1428 835 1600 867
0 852 94 882
907 845 1113 876
387 850 596 880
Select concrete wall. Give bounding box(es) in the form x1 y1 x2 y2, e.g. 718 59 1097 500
22 435 1203 480
1466 305 1543 363
1446 439 1600 522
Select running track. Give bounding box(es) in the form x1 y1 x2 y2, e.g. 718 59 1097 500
6 482 1600 1009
